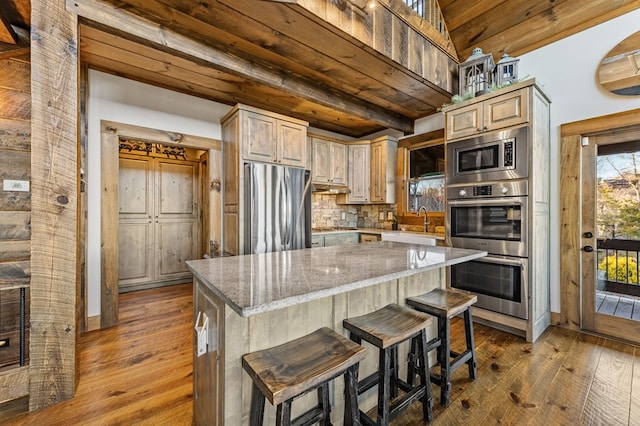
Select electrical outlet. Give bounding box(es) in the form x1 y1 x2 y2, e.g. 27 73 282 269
341 212 346 220
379 212 385 220
387 211 394 220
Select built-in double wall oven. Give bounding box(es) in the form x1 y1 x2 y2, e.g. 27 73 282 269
446 126 530 320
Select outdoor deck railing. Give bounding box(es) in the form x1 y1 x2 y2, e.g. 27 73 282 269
597 238 640 287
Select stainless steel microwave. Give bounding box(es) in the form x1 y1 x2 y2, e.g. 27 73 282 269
446 126 528 185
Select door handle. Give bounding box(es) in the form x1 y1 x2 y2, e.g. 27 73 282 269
583 246 594 252
583 232 593 238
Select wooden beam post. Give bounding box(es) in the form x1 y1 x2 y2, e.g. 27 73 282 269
30 0 79 409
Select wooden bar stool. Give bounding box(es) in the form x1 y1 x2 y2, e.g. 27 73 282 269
406 288 478 407
242 327 367 426
343 303 434 425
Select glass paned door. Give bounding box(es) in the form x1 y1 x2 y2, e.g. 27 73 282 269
582 132 640 342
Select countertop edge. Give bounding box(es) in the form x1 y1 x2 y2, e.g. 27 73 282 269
189 249 486 318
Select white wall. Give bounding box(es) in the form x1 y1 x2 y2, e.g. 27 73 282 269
518 10 640 312
416 9 640 312
87 70 232 317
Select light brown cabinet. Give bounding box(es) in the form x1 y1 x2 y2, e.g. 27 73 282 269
445 87 529 141
359 233 380 243
341 143 370 203
233 105 308 168
311 137 347 185
370 137 398 203
338 135 398 204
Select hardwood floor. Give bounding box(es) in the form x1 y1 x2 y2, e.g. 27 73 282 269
1 283 194 425
2 283 640 425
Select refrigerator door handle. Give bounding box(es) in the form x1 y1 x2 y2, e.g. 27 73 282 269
283 174 291 248
279 177 287 249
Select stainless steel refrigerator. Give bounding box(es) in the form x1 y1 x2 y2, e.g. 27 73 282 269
243 162 312 254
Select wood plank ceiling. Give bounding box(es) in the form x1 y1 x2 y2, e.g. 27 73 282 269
1 0 639 137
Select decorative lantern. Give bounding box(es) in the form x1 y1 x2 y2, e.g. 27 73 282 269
494 53 520 86
458 47 495 97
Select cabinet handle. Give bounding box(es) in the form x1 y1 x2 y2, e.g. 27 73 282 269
0 338 8 348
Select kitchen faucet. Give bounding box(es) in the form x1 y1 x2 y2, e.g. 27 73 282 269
418 206 429 232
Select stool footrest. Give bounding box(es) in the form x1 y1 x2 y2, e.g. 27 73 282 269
358 385 428 425
450 349 473 373
291 406 324 426
357 371 379 395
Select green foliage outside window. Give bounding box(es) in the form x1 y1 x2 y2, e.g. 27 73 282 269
598 255 638 284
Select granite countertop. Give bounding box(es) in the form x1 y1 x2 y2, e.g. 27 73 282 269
186 242 485 318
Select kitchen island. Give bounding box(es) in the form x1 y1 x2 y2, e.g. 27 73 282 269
186 241 486 425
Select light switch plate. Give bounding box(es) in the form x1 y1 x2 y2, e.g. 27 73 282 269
379 212 385 220
387 211 394 220
3 180 30 192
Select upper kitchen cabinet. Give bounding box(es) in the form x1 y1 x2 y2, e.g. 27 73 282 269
370 136 398 203
338 135 398 205
444 87 529 141
311 136 348 186
224 104 308 168
343 143 370 204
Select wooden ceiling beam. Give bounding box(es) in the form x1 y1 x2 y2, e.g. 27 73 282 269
66 0 414 134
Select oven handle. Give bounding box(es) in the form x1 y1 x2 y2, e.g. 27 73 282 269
472 255 526 268
448 197 526 207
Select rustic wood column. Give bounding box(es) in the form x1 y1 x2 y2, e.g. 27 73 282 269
30 0 79 409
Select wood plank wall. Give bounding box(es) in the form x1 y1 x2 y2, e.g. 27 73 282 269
0 54 31 288
0 52 31 405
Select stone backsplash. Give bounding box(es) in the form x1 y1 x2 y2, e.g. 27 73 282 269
311 193 397 230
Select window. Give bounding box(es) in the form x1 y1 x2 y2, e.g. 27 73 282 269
407 144 445 213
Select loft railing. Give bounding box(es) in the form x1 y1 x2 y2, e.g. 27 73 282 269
402 0 448 35
597 239 640 293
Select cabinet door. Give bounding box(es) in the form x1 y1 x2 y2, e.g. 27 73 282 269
331 143 348 185
277 120 307 168
324 232 359 246
484 88 529 131
347 144 370 203
311 138 331 183
446 103 482 140
311 234 325 247
360 233 380 243
370 142 385 203
243 111 276 163
370 140 397 204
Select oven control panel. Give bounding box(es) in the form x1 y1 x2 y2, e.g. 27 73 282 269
447 180 529 199
473 185 492 196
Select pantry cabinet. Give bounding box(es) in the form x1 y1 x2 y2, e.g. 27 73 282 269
445 87 529 141
311 137 347 185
